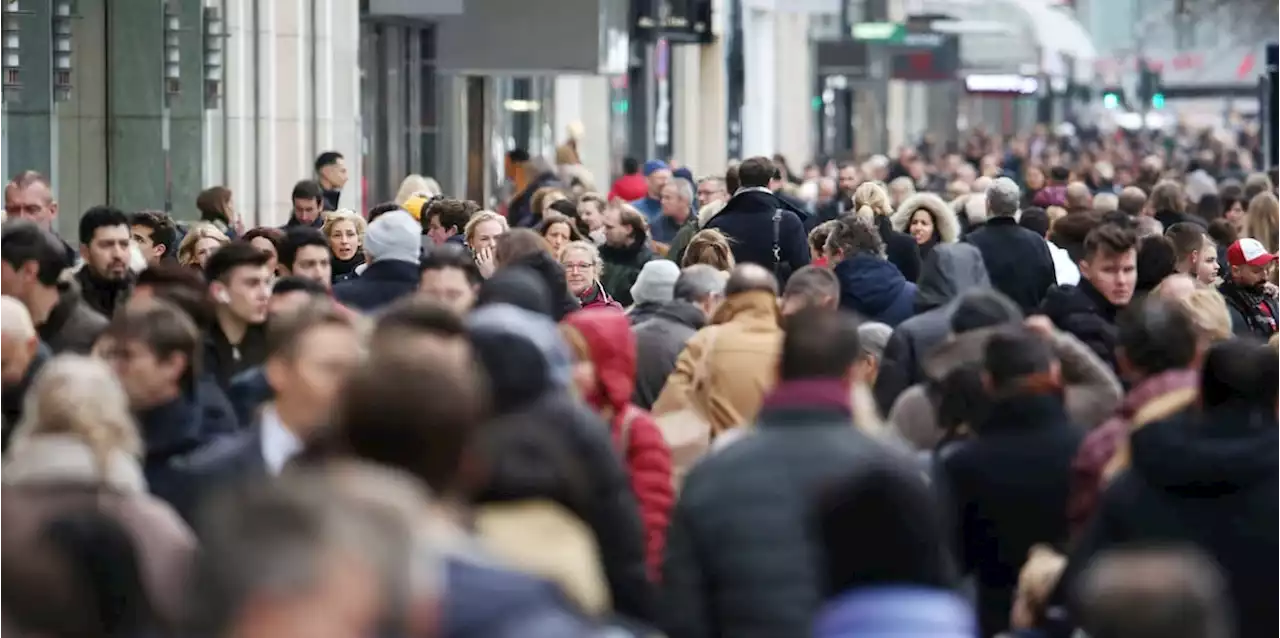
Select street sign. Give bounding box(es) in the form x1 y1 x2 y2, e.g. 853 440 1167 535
815 39 870 79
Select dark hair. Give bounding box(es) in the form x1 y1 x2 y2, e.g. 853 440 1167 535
279 227 328 270
128 210 179 257
1116 295 1200 376
494 228 551 267
471 411 591 523
1135 235 1177 293
983 328 1056 393
622 157 640 175
426 198 479 235
1218 182 1245 213
204 240 271 283
950 288 1023 333
617 206 648 243
547 199 579 221
535 212 585 245
196 186 233 223
779 308 861 381
1100 209 1136 232
1206 218 1238 247
374 296 468 341
105 298 201 382
808 220 839 253
1165 222 1207 262
1019 206 1050 237
272 275 329 297
1084 223 1138 261
241 227 284 254
135 262 215 328
1048 165 1071 182
476 266 554 318
266 298 353 359
1050 211 1102 263
1 220 69 285
1117 188 1147 217
1194 193 1223 223
290 180 324 204
826 214 885 258
725 164 741 194
1200 339 1279 408
420 243 483 286
367 201 402 223
333 347 489 493
783 265 840 301
314 151 343 173
737 156 779 189
77 206 129 246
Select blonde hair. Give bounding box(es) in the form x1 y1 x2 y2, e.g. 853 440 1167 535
463 211 509 244
531 187 567 218
395 174 442 206
852 181 893 221
1013 545 1067 629
559 240 603 271
1177 288 1233 343
682 229 736 271
177 222 230 267
9 355 142 476
322 209 368 246
1244 192 1278 254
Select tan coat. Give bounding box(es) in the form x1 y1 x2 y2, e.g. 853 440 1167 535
653 290 783 436
1 435 196 630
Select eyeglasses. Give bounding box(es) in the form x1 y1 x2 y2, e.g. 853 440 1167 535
562 262 595 272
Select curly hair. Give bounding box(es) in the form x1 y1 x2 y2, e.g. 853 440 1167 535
682 229 736 271
176 222 231 267
826 215 885 259
322 209 368 247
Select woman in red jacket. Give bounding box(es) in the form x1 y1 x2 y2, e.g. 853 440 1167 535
561 308 674 580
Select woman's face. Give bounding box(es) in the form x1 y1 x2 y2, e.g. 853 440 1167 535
560 248 597 296
329 220 360 260
249 236 280 274
1226 200 1246 228
541 192 567 216
543 222 572 257
1025 167 1045 191
469 220 505 253
579 202 604 231
194 237 223 269
908 210 935 245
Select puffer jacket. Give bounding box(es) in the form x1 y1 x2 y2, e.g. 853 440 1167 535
1040 278 1122 372
833 254 917 327
562 309 674 581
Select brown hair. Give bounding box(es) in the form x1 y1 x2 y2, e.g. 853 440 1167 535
494 228 551 267
530 187 566 223
616 206 648 243
1148 180 1185 215
536 213 584 243
196 186 233 224
682 229 736 271
1084 223 1138 260
1244 192 1279 254
104 298 202 386
266 298 356 360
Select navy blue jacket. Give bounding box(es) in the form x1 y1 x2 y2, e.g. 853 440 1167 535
226 366 272 426
703 189 810 283
333 259 420 313
832 255 917 327
139 379 240 520
443 558 597 638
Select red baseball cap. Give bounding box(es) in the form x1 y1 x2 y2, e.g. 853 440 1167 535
1226 238 1278 267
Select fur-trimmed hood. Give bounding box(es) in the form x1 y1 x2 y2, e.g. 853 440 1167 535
891 192 960 244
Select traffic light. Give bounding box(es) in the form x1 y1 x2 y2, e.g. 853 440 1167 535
1151 92 1165 109
1102 91 1120 109
1137 63 1163 110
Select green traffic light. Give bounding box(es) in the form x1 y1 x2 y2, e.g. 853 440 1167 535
1151 93 1165 109
1103 93 1119 109
811 97 823 110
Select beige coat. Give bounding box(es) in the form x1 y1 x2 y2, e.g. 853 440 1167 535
652 290 783 436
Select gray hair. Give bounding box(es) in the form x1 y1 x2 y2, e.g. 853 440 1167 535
666 177 694 204
986 177 1022 218
673 264 726 303
857 322 893 361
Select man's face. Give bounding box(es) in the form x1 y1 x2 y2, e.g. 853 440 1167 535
5 182 57 231
469 220 504 253
696 181 727 209
82 225 131 280
0 259 35 300
426 214 455 246
291 246 332 288
659 184 687 218
269 324 361 429
0 332 36 387
1195 239 1219 285
837 166 859 195
603 209 631 247
293 197 322 224
319 158 348 189
646 169 671 198
418 267 476 315
1082 249 1137 307
216 265 272 324
1232 263 1269 288
104 339 185 409
131 225 165 266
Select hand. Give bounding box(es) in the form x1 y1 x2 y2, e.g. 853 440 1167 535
1264 282 1278 300
475 247 496 279
1024 315 1057 340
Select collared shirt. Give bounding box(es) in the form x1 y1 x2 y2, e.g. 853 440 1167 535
259 404 303 476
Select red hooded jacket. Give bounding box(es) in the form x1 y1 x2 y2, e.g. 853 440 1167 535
562 308 674 580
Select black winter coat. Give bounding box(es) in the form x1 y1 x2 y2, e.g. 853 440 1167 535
204 322 269 391
964 216 1056 313
1040 279 1121 372
875 215 922 284
333 259 421 313
139 379 240 520
74 267 132 319
702 189 810 284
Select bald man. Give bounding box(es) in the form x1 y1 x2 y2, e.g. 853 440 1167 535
1065 182 1093 215
1118 186 1147 218
1 295 51 448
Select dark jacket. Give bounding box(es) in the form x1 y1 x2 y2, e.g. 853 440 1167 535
38 279 109 354
204 322 269 391
506 252 581 320
662 379 895 638
226 366 272 426
599 241 656 308
832 254 917 327
626 301 665 327
875 215 922 284
1059 401 1278 638
874 244 989 412
964 216 1056 313
139 380 240 520
1154 209 1206 232
1040 278 1122 372
508 172 561 228
74 267 132 319
330 251 364 284
805 197 846 233
333 259 421 313
1219 281 1279 341
321 188 341 212
283 214 325 230
631 300 705 411
703 189 810 283
443 557 598 638
935 394 1083 637
1 342 51 451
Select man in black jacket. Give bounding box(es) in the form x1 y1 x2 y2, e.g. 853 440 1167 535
965 177 1056 312
1 220 107 354
1041 224 1138 372
1219 238 1278 341
703 156 810 284
205 242 273 389
75 206 135 318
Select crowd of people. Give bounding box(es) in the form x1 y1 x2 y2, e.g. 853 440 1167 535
0 125 1276 638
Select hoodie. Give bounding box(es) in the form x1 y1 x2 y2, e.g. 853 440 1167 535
561 309 674 580
833 254 918 327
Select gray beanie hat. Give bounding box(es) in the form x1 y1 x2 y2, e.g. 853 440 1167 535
364 210 421 265
630 260 681 305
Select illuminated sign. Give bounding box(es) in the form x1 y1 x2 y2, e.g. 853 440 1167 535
964 74 1041 95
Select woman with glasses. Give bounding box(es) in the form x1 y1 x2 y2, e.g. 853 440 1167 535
559 240 621 310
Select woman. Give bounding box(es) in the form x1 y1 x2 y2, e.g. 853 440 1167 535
195 185 241 238
530 186 568 227
1022 165 1046 208
465 211 510 279
394 174 441 207
242 227 285 276
1244 192 1278 254
681 228 736 272
176 222 230 271
891 193 959 262
2 356 195 632
537 212 583 259
560 309 674 580
323 209 367 283
561 240 622 310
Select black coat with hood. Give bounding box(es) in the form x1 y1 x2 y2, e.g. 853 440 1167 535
468 304 656 623
702 189 810 283
874 244 989 413
1040 278 1122 372
138 377 240 519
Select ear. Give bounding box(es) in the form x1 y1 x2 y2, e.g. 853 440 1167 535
155 243 168 258
19 260 40 279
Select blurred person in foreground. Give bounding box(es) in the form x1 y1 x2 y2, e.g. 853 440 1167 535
631 264 725 410
418 244 482 316
661 308 900 638
779 265 840 317
2 220 107 354
1072 548 1232 638
626 259 681 325
1 297 51 448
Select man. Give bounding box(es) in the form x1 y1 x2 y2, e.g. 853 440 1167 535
286 180 326 229
1067 295 1202 538
702 156 809 283
598 206 657 307
653 178 695 245
1073 549 1232 638
662 308 897 638
75 205 134 318
334 210 421 313
130 261 217 330
418 243 482 315
279 227 333 287
100 299 238 515
205 241 273 389
1042 224 1138 371
129 210 179 267
1 220 107 353
4 171 76 265
825 215 916 327
1166 222 1219 286
629 160 672 225
779 265 840 316
314 151 347 211
1219 237 1278 340
965 177 1056 312
1020 207 1080 286
1117 185 1147 218
0 296 50 449
667 177 727 264
424 197 478 247
1065 182 1093 215
631 264 724 410
695 176 728 210
807 163 860 232
627 260 681 325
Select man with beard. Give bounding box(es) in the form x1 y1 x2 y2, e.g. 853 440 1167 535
1219 238 1278 340
806 163 859 232
75 206 134 318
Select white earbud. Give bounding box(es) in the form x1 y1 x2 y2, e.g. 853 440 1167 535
216 289 230 304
